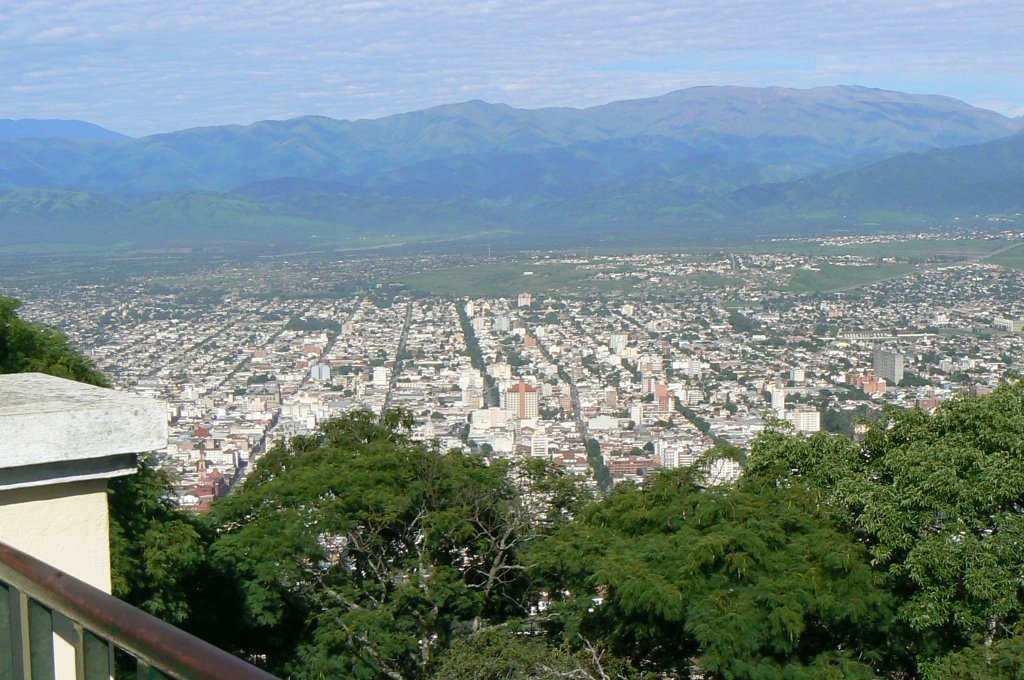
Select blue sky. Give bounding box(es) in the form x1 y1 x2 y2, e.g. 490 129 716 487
1 0 1022 137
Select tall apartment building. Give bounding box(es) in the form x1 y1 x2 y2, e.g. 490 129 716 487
784 408 821 433
609 332 629 355
770 387 786 417
873 349 904 384
309 363 331 382
530 426 549 459
501 381 538 420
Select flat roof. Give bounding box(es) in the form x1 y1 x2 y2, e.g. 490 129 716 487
0 373 167 490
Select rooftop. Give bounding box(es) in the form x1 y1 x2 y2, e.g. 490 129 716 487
0 372 166 490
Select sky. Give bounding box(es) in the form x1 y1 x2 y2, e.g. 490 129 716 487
1 0 1022 137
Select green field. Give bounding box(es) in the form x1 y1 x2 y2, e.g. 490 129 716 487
696 236 1021 260
986 242 1024 270
677 272 745 288
785 262 920 293
400 262 640 297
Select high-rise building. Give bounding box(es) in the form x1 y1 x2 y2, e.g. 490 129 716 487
461 371 485 409
462 387 484 410
994 317 1024 332
638 355 663 373
784 409 821 433
609 332 629 355
501 381 538 420
873 349 904 384
493 314 511 333
372 366 389 387
770 388 786 417
654 383 672 413
488 362 512 381
530 426 549 459
309 363 331 382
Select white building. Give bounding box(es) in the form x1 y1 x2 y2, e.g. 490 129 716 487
530 426 549 459
784 409 821 433
770 388 787 417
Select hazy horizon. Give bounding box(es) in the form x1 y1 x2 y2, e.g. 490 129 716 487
3 1 1023 137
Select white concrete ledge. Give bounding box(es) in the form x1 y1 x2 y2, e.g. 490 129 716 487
0 373 167 490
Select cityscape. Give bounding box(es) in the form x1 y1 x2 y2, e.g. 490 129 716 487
5 2 1024 676
8 229 1024 507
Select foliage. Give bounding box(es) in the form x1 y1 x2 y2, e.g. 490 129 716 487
16 291 1024 677
107 459 210 625
208 410 589 679
0 296 107 385
585 438 614 493
532 461 891 679
431 627 644 680
728 310 760 333
745 381 1024 675
897 373 932 388
285 315 341 333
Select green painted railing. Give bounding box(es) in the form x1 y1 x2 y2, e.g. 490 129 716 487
0 540 278 680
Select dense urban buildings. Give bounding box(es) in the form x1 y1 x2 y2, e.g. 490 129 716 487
6 230 1024 503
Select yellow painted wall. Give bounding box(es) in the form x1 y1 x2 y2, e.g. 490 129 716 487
0 479 112 593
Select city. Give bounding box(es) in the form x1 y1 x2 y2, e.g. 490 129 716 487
7 230 1024 506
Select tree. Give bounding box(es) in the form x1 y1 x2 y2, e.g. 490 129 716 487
208 410 588 679
107 458 210 625
532 460 891 679
745 381 1024 675
431 627 642 680
0 296 107 386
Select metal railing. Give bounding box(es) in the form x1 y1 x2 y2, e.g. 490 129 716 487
0 540 279 680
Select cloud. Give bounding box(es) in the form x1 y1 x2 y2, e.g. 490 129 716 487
0 0 1022 135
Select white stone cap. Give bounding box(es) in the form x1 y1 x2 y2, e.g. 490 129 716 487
0 373 167 490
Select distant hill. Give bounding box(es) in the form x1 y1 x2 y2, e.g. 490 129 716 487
1 86 1019 195
705 132 1024 228
0 119 128 142
1 86 1022 247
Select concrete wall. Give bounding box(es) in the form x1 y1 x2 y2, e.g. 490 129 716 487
0 478 112 592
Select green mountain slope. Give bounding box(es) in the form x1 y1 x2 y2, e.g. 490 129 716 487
2 87 1022 247
709 132 1024 228
1 86 1019 195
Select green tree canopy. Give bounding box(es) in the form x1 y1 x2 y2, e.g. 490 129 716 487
208 409 589 679
745 381 1024 676
532 459 891 679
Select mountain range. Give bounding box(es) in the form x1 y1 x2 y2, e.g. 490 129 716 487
1 85 1022 247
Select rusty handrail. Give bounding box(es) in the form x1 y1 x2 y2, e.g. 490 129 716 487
0 540 278 680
